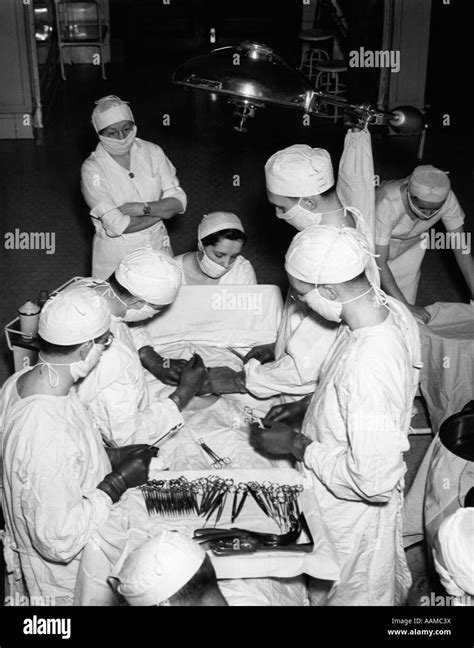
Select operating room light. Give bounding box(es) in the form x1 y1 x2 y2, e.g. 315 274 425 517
173 41 425 134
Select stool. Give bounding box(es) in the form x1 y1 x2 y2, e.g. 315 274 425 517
298 28 334 81
314 59 348 123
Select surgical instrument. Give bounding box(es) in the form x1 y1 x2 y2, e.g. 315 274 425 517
197 438 231 469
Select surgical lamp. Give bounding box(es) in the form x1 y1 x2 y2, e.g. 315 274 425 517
173 41 425 135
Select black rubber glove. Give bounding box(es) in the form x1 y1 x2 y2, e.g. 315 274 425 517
241 343 275 365
138 346 186 386
263 395 311 428
105 444 154 470
170 354 207 410
98 446 158 503
197 367 247 395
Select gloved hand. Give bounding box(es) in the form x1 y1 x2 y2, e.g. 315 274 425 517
170 354 207 410
241 343 275 365
264 396 311 428
249 421 312 461
97 446 158 503
409 305 430 324
197 366 247 396
105 444 158 470
139 346 186 386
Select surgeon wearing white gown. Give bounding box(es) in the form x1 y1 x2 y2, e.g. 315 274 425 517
203 140 377 399
75 248 207 446
174 211 257 285
0 287 155 605
251 226 421 606
375 165 472 322
81 95 187 279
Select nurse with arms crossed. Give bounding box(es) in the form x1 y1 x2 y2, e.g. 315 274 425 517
81 95 187 279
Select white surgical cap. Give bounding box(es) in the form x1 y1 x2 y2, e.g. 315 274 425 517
285 225 371 284
265 145 335 197
115 247 182 306
91 95 135 133
116 531 206 606
39 286 111 345
198 212 245 241
408 165 451 202
434 508 474 597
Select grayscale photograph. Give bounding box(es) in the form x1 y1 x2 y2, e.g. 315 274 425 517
0 0 472 642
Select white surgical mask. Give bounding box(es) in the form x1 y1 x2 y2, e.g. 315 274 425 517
106 284 159 322
407 190 442 221
37 342 105 387
196 245 230 279
302 286 373 323
99 125 137 156
278 199 322 232
122 304 158 322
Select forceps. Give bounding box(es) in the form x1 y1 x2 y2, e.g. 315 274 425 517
197 438 231 469
147 422 184 450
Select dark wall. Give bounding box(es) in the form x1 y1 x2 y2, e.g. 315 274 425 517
110 0 303 63
338 0 384 103
425 0 470 132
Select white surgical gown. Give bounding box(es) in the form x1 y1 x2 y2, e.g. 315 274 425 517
81 138 187 279
77 315 184 446
245 294 339 399
375 181 465 303
246 128 377 400
1 369 112 605
173 253 257 285
301 298 421 606
245 205 375 401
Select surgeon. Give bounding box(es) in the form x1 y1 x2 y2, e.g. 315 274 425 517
375 165 472 323
0 287 156 605
75 248 207 446
111 531 228 606
174 212 257 285
250 226 422 606
201 144 377 399
81 95 187 279
432 508 474 605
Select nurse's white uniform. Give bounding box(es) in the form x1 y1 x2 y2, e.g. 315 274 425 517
81 137 187 279
375 181 465 303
